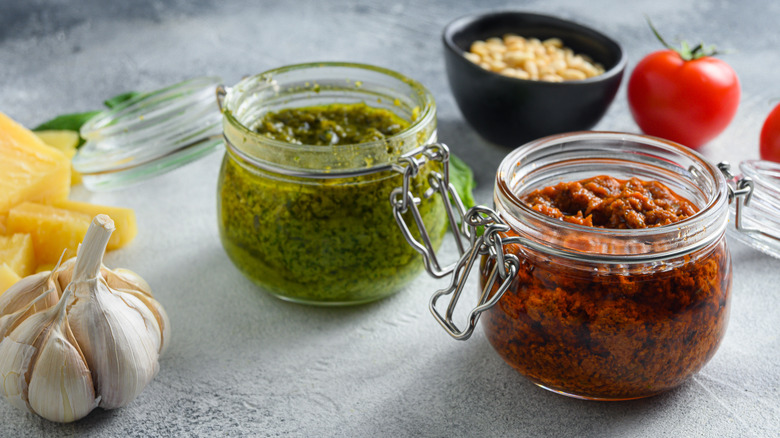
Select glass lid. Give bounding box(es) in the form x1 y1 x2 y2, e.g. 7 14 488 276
721 160 780 259
73 77 223 191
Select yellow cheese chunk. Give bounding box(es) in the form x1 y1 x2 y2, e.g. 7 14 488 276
0 233 36 277
0 264 21 296
7 202 91 265
52 200 137 249
35 130 82 186
0 113 71 213
34 130 79 157
71 170 83 186
0 214 6 235
35 263 56 274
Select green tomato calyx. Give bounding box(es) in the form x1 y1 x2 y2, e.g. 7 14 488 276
646 17 720 61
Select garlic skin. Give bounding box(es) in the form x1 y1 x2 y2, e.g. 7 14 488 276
0 268 62 339
0 214 169 422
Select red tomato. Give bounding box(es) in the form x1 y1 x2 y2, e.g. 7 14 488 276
627 49 740 149
760 103 780 163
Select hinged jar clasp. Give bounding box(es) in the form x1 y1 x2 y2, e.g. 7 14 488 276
718 161 780 247
390 149 523 339
428 207 522 340
390 143 468 278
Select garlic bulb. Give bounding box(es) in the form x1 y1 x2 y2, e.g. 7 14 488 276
0 214 169 423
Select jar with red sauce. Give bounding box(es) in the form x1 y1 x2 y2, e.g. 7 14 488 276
405 131 780 400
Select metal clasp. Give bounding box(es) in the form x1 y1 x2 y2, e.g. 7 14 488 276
391 148 521 339
390 143 468 278
429 207 521 340
718 161 774 239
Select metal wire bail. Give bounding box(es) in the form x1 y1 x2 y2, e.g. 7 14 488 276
718 161 780 245
390 143 468 278
428 208 521 340
391 148 522 339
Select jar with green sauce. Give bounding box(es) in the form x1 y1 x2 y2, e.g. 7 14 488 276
217 63 448 305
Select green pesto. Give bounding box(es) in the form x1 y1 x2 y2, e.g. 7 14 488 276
218 106 446 305
254 103 409 145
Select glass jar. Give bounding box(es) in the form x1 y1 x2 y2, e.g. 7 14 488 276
217 63 447 305
425 132 738 400
483 132 731 400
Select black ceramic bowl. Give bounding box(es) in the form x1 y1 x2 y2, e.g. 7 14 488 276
443 11 626 147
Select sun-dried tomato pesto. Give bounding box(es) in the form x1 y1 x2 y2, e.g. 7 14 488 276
254 103 409 145
481 176 730 399
521 175 698 228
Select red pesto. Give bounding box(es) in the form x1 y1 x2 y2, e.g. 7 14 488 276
520 175 698 229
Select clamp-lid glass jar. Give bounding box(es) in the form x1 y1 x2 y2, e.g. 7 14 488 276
425 132 743 400
484 132 731 400
217 63 447 305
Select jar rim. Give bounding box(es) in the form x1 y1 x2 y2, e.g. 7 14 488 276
221 62 437 175
494 131 730 260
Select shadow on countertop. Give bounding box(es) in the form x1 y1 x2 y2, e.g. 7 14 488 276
349 335 708 438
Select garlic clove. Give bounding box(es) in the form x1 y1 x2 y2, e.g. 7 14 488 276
118 288 171 355
103 267 169 354
53 258 77 291
68 286 162 409
0 272 50 312
27 312 96 423
0 295 61 412
0 251 70 323
0 335 38 412
0 287 58 341
105 268 152 297
0 271 59 319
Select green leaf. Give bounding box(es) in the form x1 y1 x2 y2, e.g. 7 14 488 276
32 111 101 132
449 153 476 210
32 90 140 147
104 91 142 109
32 111 101 146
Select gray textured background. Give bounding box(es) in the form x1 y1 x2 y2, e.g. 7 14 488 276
1 0 779 437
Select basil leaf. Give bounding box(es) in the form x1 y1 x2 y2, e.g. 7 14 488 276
32 111 101 133
449 153 476 209
104 91 142 109
33 90 140 147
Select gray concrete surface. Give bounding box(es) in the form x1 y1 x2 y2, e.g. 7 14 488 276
1 0 779 436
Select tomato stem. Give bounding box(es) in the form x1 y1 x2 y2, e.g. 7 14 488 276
645 16 720 61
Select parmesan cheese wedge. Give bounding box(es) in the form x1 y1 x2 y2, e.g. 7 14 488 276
0 112 71 214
